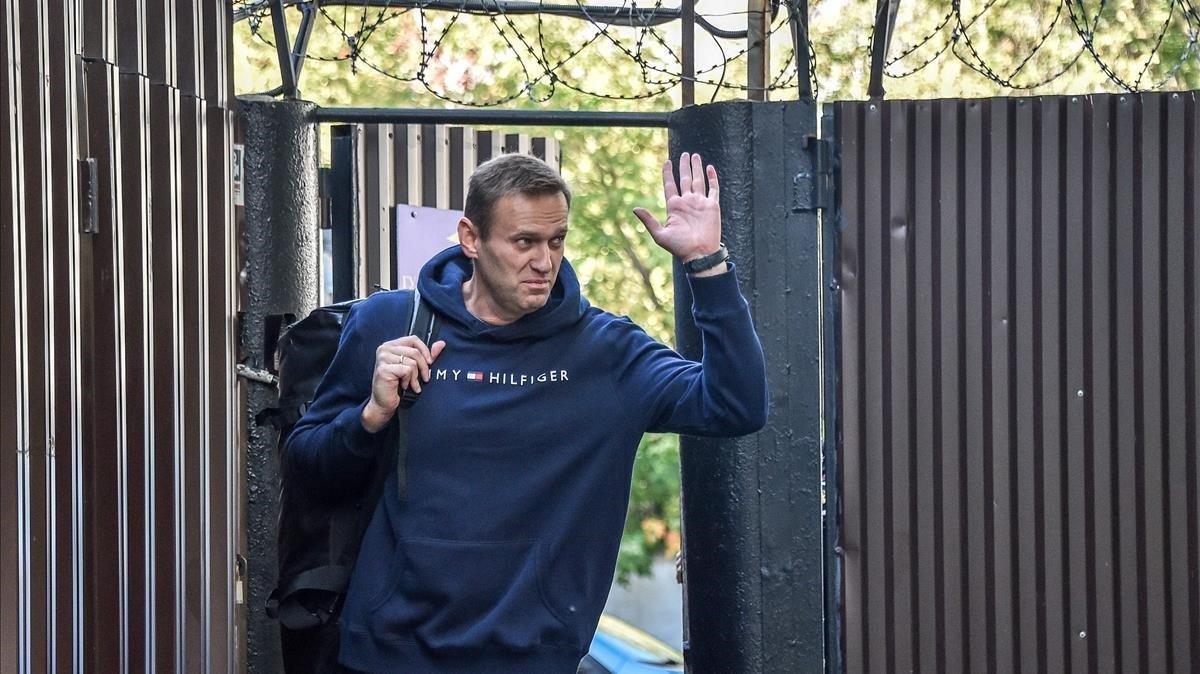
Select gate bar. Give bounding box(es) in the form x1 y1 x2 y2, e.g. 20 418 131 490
313 107 670 128
788 0 813 100
867 0 902 98
268 0 297 98
236 0 753 40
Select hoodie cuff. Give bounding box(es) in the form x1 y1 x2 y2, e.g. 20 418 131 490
334 400 389 458
687 261 749 319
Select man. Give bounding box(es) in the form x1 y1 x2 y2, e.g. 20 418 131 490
287 151 767 672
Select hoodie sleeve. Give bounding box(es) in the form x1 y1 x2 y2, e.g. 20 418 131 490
284 299 393 499
610 265 768 437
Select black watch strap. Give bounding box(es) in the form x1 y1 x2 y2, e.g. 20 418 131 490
682 244 729 274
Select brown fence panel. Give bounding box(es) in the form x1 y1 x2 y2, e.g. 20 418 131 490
0 0 239 670
118 68 152 670
81 57 127 672
206 101 239 673
833 92 1200 673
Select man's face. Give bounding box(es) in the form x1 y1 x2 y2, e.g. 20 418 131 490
460 191 569 319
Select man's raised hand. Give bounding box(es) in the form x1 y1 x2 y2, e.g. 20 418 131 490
632 152 722 263
361 335 447 433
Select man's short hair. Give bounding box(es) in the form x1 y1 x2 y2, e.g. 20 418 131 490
463 153 572 240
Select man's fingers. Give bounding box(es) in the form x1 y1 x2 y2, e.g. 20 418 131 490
381 336 434 364
380 337 446 385
381 339 433 366
394 364 420 393
661 160 679 201
379 362 422 393
378 345 423 368
633 207 664 235
415 352 431 383
690 153 705 194
678 152 692 194
378 344 417 359
408 337 434 364
395 348 431 383
707 164 719 202
413 339 448 382
377 362 411 383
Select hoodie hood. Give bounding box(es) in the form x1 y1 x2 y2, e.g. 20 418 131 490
416 245 589 342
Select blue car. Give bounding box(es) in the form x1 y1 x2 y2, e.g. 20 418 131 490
578 614 686 673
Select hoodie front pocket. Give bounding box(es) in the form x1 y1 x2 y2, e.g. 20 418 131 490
369 537 578 651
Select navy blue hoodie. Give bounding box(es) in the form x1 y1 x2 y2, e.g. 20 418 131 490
286 246 767 673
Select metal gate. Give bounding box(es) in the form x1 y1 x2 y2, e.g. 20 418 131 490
1 0 240 671
830 92 1200 673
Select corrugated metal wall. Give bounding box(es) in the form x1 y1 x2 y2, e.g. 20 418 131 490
833 92 1199 673
354 123 561 291
1 0 239 671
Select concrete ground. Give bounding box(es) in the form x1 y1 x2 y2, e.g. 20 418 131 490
602 558 684 649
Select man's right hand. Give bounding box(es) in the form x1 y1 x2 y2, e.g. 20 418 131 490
361 335 447 433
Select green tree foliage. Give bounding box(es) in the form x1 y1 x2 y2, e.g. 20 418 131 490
807 0 1200 100
234 0 1200 583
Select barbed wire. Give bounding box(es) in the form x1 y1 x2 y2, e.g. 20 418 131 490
243 0 812 105
242 0 1200 105
877 0 1200 93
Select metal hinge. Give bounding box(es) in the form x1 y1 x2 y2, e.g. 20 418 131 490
236 363 279 386
793 135 834 213
235 553 247 605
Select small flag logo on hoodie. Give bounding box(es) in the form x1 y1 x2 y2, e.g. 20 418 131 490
466 371 484 381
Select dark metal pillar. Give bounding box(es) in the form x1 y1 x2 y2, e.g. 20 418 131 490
236 95 321 674
670 100 825 673
329 124 359 301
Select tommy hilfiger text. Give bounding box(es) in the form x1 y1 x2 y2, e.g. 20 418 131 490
433 369 570 385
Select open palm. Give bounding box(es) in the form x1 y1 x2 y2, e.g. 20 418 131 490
633 152 722 262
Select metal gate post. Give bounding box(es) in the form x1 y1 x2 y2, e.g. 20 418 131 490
670 100 826 673
329 124 360 301
236 95 321 674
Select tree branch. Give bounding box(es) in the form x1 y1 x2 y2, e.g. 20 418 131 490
615 227 664 309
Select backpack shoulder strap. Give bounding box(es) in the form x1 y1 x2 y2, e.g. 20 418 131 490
328 289 422 554
265 564 351 629
399 288 440 410
392 290 439 501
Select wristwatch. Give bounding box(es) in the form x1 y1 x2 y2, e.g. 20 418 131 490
682 244 729 275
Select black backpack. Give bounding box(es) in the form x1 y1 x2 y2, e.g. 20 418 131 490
257 290 439 673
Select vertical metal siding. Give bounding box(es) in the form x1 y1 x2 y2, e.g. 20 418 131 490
1 0 239 670
16 3 50 674
205 100 238 674
45 0 82 669
178 92 207 672
3 1 30 655
81 57 127 672
834 92 1200 673
363 123 391 289
117 68 151 672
